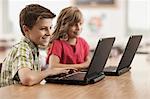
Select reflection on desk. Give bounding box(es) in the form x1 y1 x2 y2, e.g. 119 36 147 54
0 54 150 99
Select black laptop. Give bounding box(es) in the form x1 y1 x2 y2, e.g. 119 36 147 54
104 35 142 76
45 37 115 85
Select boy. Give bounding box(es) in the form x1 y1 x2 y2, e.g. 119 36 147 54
0 4 68 87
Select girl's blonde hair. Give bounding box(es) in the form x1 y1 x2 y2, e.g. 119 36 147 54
52 6 83 41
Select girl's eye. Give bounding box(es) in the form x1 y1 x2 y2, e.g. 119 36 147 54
79 22 83 25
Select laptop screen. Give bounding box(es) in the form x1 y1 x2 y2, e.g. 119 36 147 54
85 37 115 79
117 35 142 71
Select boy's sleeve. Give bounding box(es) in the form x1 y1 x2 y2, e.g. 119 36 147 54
12 44 33 80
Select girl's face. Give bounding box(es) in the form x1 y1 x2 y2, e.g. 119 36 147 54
67 21 83 38
25 18 53 46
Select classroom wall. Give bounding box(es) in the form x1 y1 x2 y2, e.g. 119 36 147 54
0 0 129 49
79 0 127 49
0 0 2 35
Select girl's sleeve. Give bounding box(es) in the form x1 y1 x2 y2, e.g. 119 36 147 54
46 40 62 64
84 40 90 57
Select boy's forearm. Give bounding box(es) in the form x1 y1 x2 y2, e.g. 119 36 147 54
26 69 50 85
18 68 50 86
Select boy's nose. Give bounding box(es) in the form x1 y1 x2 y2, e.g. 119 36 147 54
45 32 50 36
45 29 52 36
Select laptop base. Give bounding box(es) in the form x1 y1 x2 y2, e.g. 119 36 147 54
104 67 131 76
45 78 88 85
45 73 105 85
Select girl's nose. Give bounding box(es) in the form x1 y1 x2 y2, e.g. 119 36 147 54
76 24 81 30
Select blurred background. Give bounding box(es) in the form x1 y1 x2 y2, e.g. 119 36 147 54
0 0 150 62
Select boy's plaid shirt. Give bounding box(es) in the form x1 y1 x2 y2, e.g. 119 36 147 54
0 37 40 87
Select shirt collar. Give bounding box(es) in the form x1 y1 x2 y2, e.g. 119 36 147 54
22 36 39 55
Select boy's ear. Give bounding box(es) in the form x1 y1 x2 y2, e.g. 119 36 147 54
22 25 30 33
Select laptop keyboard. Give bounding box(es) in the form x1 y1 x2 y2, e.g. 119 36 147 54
46 69 78 78
104 66 117 72
46 71 86 81
61 72 86 80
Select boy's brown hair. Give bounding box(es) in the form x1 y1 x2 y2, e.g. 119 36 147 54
19 4 56 36
52 6 83 40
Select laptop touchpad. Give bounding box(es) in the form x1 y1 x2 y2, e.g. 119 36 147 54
63 72 86 80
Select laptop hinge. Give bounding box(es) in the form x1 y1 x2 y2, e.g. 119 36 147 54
117 67 131 75
86 72 105 83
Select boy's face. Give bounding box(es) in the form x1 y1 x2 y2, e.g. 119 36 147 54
67 21 83 38
25 18 53 46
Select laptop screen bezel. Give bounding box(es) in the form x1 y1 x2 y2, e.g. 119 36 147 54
116 35 142 71
84 37 115 80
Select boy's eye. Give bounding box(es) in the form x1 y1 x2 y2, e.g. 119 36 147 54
40 27 47 30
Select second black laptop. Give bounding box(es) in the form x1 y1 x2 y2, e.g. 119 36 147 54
104 35 142 76
45 37 115 85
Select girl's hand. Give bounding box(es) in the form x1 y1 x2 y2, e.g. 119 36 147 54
47 68 69 76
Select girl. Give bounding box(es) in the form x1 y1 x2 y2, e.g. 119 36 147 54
46 6 91 70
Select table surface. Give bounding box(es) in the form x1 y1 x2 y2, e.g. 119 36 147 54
0 54 150 99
